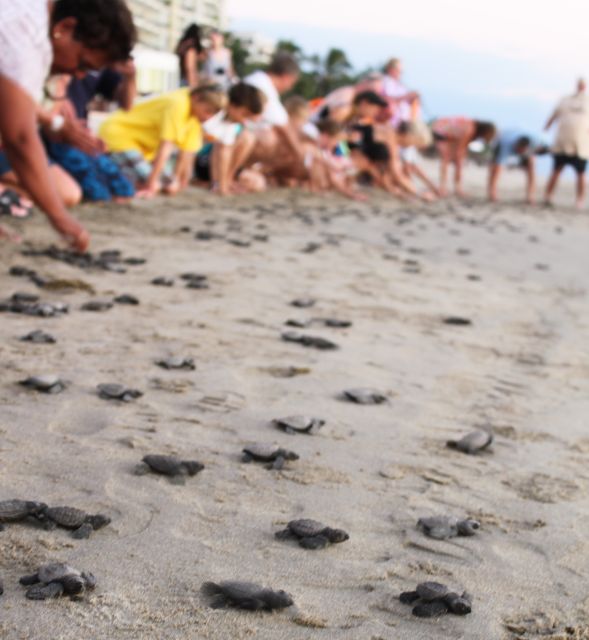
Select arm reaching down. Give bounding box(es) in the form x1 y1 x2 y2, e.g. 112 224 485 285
0 76 89 251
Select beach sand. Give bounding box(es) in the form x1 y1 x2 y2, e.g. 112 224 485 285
1 164 589 639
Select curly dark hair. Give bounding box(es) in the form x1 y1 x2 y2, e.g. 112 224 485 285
51 0 137 62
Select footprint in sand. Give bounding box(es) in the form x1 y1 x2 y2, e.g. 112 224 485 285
503 473 580 504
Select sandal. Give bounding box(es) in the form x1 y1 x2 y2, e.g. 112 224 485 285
0 188 32 218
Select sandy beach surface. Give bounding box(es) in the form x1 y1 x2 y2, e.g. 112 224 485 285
1 164 589 639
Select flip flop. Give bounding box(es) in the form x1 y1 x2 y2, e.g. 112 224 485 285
0 188 32 218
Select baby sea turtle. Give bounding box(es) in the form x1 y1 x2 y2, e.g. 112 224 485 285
20 563 96 600
97 383 143 402
0 576 3 595
319 318 352 328
156 356 195 371
342 388 387 405
272 415 325 435
37 506 111 539
417 516 480 540
151 277 174 287
0 500 47 530
140 454 204 478
447 430 493 454
275 519 349 549
281 331 338 351
19 375 65 394
290 297 316 309
399 582 472 618
20 330 56 344
242 444 299 470
113 294 139 305
81 300 113 312
201 581 294 611
443 316 472 326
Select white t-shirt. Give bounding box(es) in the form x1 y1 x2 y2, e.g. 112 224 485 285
553 93 589 159
0 0 52 103
203 110 242 146
244 70 288 127
382 76 411 124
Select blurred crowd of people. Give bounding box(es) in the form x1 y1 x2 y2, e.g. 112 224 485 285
1 0 589 251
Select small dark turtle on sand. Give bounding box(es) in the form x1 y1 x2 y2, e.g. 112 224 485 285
201 581 294 611
285 319 311 328
275 519 349 550
0 500 47 530
97 383 143 402
319 318 352 328
80 300 114 312
37 506 111 539
242 444 299 470
281 331 338 351
443 316 472 326
342 388 387 405
140 454 204 478
124 257 146 265
272 415 325 435
400 582 472 618
114 294 139 305
20 563 96 600
19 375 65 394
20 330 56 344
0 576 3 595
180 272 208 282
151 277 174 287
9 265 37 278
290 297 316 309
417 516 480 540
12 292 40 304
156 356 195 371
447 430 493 454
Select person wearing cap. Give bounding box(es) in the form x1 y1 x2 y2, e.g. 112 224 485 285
488 130 549 204
544 78 589 209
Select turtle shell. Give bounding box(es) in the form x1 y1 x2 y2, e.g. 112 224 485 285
243 444 281 461
156 356 195 370
343 388 387 405
287 519 327 538
0 499 46 522
19 375 65 394
97 383 143 402
142 454 184 476
37 563 80 584
447 430 493 454
45 506 87 529
416 581 450 601
273 415 325 433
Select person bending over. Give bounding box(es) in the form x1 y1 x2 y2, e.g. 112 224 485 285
432 117 496 197
0 0 136 250
100 85 226 197
488 130 549 204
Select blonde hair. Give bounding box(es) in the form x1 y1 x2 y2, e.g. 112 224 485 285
190 84 227 111
284 95 309 119
384 58 401 73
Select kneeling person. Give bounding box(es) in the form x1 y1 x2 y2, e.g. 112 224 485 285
100 85 226 196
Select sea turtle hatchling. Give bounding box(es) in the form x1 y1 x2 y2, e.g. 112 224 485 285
281 331 338 351
80 300 113 312
399 582 472 618
201 581 294 611
97 383 143 402
113 294 139 305
447 430 493 454
156 356 195 371
151 276 174 287
19 330 56 344
275 519 349 550
272 415 325 435
417 516 480 540
342 388 387 405
37 506 111 539
19 375 65 394
443 316 472 326
20 563 96 600
139 454 204 478
0 500 47 530
242 444 299 470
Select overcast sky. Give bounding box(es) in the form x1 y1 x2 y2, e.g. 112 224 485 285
226 0 589 130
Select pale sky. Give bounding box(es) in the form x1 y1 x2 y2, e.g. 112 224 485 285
226 0 589 129
227 0 588 75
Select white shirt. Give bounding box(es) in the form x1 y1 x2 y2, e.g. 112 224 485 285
382 76 411 125
553 93 589 159
244 70 288 127
0 0 52 103
203 110 242 146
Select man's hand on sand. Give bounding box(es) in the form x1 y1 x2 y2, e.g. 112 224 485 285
52 215 90 253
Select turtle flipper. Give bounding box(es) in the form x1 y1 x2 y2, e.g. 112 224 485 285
72 523 94 539
26 582 64 600
274 528 295 541
299 535 329 550
242 453 253 463
271 456 285 470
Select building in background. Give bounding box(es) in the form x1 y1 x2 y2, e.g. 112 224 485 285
128 0 226 92
233 31 276 66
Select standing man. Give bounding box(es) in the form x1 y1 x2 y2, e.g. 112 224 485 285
544 79 589 209
382 58 420 127
488 130 548 204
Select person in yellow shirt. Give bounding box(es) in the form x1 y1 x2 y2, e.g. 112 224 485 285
100 85 226 196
